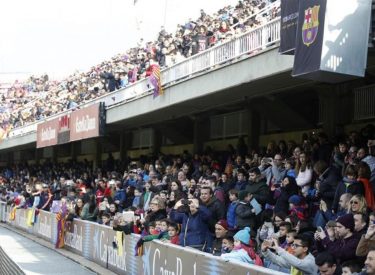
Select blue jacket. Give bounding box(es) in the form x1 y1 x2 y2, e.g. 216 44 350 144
114 189 126 204
170 206 211 247
227 201 239 229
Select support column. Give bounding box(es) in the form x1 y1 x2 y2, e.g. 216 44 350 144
246 106 261 152
94 138 102 169
70 142 79 162
152 128 162 156
120 131 132 169
193 116 207 154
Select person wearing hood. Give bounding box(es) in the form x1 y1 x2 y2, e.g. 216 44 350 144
332 165 365 213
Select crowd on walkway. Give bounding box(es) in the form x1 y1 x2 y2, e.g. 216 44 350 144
2 125 375 274
0 0 280 136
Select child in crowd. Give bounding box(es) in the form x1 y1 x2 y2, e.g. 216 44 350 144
167 222 180 245
285 158 296 178
341 260 363 275
258 209 275 242
132 188 142 209
227 189 239 229
288 195 307 220
285 230 297 254
221 235 234 254
142 219 169 242
101 213 111 226
221 227 262 266
277 221 292 249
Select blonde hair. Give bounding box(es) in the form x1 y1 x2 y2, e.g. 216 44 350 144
349 194 367 214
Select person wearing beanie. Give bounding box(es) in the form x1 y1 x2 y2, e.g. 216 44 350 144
212 219 230 256
221 227 262 265
288 195 307 220
315 213 361 264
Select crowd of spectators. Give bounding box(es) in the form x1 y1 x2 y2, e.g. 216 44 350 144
0 0 280 135
2 125 375 274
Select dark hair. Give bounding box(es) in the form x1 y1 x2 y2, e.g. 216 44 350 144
294 234 312 250
279 222 292 232
315 252 336 267
168 222 180 233
229 189 239 196
345 164 358 177
357 161 371 179
249 167 261 175
222 235 234 243
201 186 213 195
341 260 363 273
313 160 328 175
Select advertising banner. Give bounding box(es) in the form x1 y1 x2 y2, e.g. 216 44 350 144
70 103 105 142
34 211 53 241
57 114 70 145
279 0 299 54
36 118 59 148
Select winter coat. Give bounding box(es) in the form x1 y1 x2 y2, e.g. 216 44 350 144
235 201 256 230
145 209 167 224
221 248 253 264
318 167 340 210
332 177 365 212
204 197 226 233
245 178 269 205
272 177 299 214
227 201 239 229
170 206 211 247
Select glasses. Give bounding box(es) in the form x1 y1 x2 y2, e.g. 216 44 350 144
350 201 359 205
291 243 304 248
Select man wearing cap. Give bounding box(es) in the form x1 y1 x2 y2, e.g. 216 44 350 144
212 219 230 256
315 213 360 264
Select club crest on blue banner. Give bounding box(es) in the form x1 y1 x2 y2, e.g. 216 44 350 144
302 6 320 47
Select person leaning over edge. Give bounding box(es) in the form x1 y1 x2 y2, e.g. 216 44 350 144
261 234 318 275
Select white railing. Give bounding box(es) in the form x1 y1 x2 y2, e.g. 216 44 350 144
6 17 281 140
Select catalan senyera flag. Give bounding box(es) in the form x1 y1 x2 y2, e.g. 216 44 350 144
149 64 164 98
55 204 68 249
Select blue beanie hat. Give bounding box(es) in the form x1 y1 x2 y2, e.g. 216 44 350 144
288 195 302 205
234 227 251 245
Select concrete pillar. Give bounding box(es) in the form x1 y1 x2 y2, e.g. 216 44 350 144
70 142 79 161
35 148 42 165
193 116 207 154
152 128 162 156
94 138 102 169
120 131 132 168
246 107 261 152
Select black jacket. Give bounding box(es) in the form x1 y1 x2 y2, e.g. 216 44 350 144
204 197 225 233
245 178 269 205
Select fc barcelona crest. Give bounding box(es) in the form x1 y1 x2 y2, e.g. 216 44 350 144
302 5 320 46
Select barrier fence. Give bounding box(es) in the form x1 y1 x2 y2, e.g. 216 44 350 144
0 202 283 275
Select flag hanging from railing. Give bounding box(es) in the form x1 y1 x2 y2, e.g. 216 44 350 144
55 204 68 248
149 64 164 98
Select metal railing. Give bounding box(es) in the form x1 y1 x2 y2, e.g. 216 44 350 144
6 17 281 140
354 84 375 120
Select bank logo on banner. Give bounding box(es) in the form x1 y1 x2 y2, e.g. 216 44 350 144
302 5 320 46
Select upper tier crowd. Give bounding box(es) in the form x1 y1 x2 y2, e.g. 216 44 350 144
2 124 375 274
0 0 280 136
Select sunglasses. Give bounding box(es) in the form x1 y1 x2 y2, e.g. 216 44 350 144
350 201 359 205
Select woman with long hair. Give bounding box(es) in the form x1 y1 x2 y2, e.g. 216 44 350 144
295 152 313 195
357 161 375 210
349 194 368 215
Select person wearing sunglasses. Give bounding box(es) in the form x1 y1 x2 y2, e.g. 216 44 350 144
261 234 317 275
